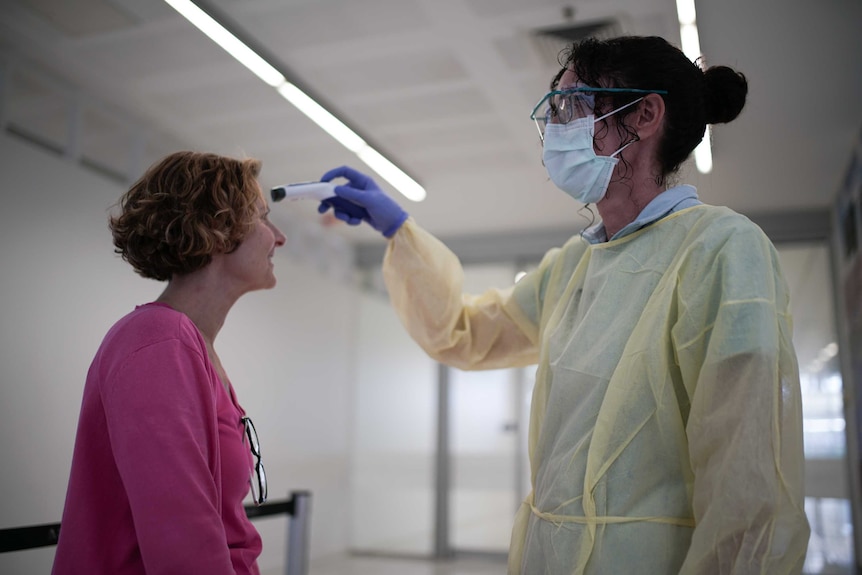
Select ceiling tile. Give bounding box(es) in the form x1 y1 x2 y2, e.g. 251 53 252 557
20 0 135 36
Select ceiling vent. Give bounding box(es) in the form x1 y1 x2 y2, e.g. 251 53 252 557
531 17 624 65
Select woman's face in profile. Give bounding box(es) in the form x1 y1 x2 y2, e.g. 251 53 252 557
221 184 286 292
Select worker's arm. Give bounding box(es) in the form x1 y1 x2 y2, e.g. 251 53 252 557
674 226 810 574
383 219 545 370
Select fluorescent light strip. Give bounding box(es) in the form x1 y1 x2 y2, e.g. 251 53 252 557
164 0 426 202
694 130 713 173
675 2 712 174
277 83 366 152
675 0 697 26
276 83 425 201
163 0 284 86
679 23 702 64
357 147 427 202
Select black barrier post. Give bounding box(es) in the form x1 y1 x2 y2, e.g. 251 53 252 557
1 490 312 575
285 491 312 575
0 523 61 553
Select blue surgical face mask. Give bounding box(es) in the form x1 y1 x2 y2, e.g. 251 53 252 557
542 98 642 204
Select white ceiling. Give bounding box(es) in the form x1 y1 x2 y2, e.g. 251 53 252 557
1 0 860 368
3 0 860 242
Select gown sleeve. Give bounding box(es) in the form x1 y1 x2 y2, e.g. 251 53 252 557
673 223 810 574
382 218 542 370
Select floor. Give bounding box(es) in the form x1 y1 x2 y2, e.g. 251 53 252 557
262 553 508 575
259 551 855 575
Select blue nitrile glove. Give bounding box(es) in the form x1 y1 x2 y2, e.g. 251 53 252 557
318 166 409 238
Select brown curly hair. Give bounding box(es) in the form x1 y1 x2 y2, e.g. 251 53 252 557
110 151 263 281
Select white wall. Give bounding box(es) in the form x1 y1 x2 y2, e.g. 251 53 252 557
0 134 358 574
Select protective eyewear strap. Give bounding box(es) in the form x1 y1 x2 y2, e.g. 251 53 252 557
595 96 644 124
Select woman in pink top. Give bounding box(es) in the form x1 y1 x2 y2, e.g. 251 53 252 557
53 151 286 574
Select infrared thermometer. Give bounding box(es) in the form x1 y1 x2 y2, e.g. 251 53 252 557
270 181 369 222
270 182 337 202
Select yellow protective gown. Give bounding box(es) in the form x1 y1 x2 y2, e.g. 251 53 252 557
382 205 810 574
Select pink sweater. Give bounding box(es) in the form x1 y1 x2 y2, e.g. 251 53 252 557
53 303 262 574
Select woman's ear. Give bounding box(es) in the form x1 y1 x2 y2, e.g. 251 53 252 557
635 93 666 140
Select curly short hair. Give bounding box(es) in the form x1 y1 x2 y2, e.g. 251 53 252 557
110 151 263 281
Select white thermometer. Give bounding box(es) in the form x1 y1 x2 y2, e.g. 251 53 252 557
270 182 337 202
270 181 369 221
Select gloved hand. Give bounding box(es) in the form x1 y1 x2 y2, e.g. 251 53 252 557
319 166 409 238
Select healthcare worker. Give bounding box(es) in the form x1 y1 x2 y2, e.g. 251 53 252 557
320 36 810 574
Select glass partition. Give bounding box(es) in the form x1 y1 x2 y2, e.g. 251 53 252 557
449 264 524 554
777 242 854 573
350 290 438 555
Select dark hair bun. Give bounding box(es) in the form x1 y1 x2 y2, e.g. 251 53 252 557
703 65 748 124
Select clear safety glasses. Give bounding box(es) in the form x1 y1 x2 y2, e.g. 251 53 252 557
242 415 268 506
530 86 668 141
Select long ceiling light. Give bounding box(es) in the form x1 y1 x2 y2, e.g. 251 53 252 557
162 0 426 201
675 0 712 174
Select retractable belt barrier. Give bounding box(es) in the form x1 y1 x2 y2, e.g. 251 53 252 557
0 490 312 575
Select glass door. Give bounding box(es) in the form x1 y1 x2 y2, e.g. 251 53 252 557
449 366 523 553
777 242 854 574
447 263 530 555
